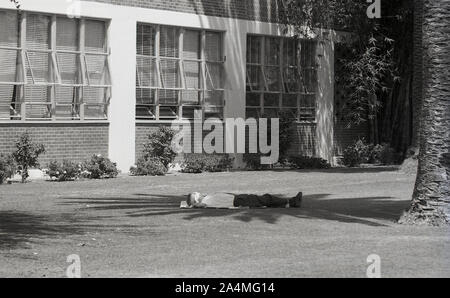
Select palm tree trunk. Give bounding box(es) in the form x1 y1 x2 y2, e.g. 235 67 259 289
400 0 450 225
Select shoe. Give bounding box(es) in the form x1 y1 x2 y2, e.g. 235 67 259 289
289 192 303 208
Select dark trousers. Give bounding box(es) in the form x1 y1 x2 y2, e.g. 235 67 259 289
233 194 287 208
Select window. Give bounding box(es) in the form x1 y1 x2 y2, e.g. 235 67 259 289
136 24 225 121
246 35 318 122
0 10 111 121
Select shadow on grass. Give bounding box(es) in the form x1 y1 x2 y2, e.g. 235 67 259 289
0 211 156 250
0 211 86 250
257 166 400 174
60 193 411 227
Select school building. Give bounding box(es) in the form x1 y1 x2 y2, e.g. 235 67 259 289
0 0 368 172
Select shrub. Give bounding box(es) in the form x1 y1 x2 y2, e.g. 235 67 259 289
182 154 234 173
0 154 16 184
370 143 399 165
46 160 81 182
243 153 272 171
142 126 177 168
342 139 371 167
12 133 46 182
130 158 167 176
82 154 119 179
288 156 331 169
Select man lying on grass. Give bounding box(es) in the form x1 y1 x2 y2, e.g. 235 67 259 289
185 192 303 209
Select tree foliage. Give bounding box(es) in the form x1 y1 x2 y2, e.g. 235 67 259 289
280 0 413 153
12 133 45 183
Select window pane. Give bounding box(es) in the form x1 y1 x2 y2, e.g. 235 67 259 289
246 93 260 107
56 17 79 51
205 32 222 61
247 65 263 91
264 66 281 91
247 36 261 64
55 86 80 119
263 93 279 107
246 107 260 119
55 86 77 104
182 106 202 120
85 19 106 53
183 61 201 89
136 56 158 87
136 88 155 105
302 68 317 93
300 40 317 67
24 85 51 119
26 14 50 50
282 93 298 107
204 90 224 106
159 89 178 105
85 54 110 85
284 39 297 66
299 93 316 121
137 24 155 56
84 87 107 119
265 37 280 66
136 105 156 120
0 85 19 119
206 62 224 90
160 59 180 88
182 90 201 105
0 49 20 82
204 106 223 119
57 52 80 84
284 67 301 93
280 108 298 120
263 108 278 118
183 30 201 60
160 26 179 58
159 106 178 119
0 10 19 47
25 51 52 84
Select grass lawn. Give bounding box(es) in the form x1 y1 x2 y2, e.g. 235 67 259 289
0 168 449 278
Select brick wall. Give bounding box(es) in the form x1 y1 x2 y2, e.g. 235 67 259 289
0 123 109 165
85 0 282 23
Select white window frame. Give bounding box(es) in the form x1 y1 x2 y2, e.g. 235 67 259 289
136 23 225 121
0 10 111 121
246 35 318 123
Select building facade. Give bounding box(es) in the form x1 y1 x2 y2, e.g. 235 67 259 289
0 0 358 172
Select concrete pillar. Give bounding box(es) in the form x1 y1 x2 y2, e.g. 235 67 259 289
316 34 335 165
108 17 136 172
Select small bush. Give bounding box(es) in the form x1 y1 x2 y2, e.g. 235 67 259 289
342 139 371 167
342 140 400 167
130 158 167 176
182 154 234 173
82 154 119 179
46 160 81 182
0 154 16 184
243 153 272 171
288 156 331 169
370 143 399 165
12 132 46 182
142 126 177 168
